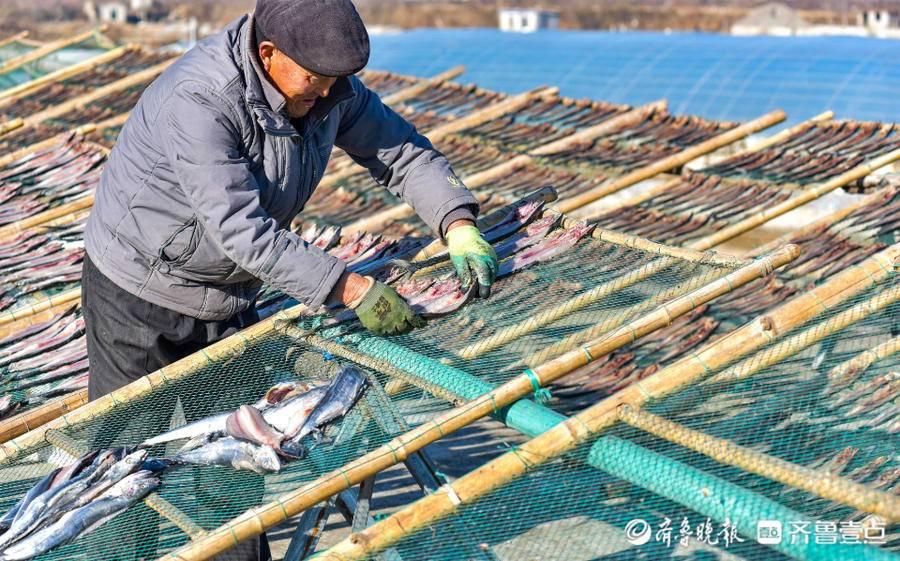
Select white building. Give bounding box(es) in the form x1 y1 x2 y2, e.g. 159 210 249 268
97 1 129 23
731 3 809 36
499 8 560 33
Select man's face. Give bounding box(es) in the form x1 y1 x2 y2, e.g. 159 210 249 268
258 41 338 118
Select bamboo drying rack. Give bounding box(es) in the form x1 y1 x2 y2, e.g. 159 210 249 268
311 245 899 561
152 243 799 561
0 44 137 105
0 27 107 77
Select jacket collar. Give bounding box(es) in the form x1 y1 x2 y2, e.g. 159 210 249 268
239 14 355 137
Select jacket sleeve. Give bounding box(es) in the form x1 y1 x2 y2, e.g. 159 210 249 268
334 76 478 237
161 82 346 309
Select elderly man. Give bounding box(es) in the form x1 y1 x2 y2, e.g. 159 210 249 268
84 0 497 399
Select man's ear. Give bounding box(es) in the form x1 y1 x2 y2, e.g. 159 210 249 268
258 41 276 72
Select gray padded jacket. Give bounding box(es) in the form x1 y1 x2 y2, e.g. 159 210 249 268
85 14 477 320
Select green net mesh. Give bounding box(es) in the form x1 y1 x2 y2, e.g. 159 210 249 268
349 270 898 561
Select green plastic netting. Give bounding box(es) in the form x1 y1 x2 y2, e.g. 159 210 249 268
337 266 898 561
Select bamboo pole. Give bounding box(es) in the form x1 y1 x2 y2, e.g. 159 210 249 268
0 27 106 76
381 66 465 106
313 247 897 561
0 288 82 327
618 405 900 521
317 86 559 189
20 57 174 127
454 217 748 360
0 118 23 136
554 109 787 215
689 147 900 251
0 32 29 51
0 45 135 104
156 244 799 561
827 335 900 383
0 390 88 445
745 110 834 152
706 284 900 385
341 100 667 236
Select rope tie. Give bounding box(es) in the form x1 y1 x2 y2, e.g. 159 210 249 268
581 345 593 363
524 369 552 404
321 350 335 361
509 445 535 469
434 470 448 482
442 484 462 506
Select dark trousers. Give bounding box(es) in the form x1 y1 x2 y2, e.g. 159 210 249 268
81 254 271 561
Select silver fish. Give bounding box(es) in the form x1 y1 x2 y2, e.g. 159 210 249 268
68 450 147 510
141 381 314 447
281 366 368 457
0 471 159 561
0 470 59 534
0 451 114 549
263 386 329 438
173 437 281 474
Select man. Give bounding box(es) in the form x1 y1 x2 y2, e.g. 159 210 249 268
82 0 496 558
84 0 498 397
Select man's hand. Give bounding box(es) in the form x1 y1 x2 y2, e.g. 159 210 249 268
446 220 498 298
331 273 424 335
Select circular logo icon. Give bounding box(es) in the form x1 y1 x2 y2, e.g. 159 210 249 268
625 519 652 545
447 175 461 187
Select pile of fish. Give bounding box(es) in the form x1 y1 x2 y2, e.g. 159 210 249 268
143 365 369 472
0 135 103 228
0 305 89 418
0 448 161 560
0 365 370 559
0 220 85 313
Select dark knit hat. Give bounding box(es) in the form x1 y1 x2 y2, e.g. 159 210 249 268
254 0 370 77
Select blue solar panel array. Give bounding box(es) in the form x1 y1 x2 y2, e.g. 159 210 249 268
368 29 900 128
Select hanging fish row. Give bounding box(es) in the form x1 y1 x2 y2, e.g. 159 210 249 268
0 220 86 313
0 304 88 418
0 83 151 157
0 50 172 122
461 97 629 151
703 120 900 185
0 135 104 229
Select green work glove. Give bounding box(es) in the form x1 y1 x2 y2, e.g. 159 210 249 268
350 278 425 335
446 225 498 298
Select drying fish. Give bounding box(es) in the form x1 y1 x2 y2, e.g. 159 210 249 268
281 366 368 457
172 437 281 474
0 471 160 561
141 381 315 447
0 451 114 549
497 221 595 277
67 450 147 511
0 472 58 535
481 200 545 243
225 406 287 454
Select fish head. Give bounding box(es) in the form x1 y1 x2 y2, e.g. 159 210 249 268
123 449 149 470
106 470 160 499
253 446 282 473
